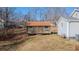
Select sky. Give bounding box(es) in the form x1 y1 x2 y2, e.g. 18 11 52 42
14 7 75 20
15 7 74 15
15 7 29 15
65 7 74 16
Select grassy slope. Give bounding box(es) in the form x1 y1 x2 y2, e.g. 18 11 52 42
16 34 78 51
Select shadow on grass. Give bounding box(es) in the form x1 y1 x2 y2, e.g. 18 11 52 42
0 29 28 50
0 37 27 51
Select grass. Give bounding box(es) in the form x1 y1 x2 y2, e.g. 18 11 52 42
0 28 27 50
16 34 78 51
0 30 78 51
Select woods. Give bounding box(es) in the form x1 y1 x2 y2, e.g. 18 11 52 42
0 7 67 40
0 7 16 40
0 7 79 51
24 7 67 22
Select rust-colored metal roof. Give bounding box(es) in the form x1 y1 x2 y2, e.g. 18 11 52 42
26 21 54 26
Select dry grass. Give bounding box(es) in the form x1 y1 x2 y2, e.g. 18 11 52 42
0 33 79 51
0 28 27 51
15 34 78 51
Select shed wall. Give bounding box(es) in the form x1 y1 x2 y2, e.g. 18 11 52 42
69 22 79 37
58 17 67 37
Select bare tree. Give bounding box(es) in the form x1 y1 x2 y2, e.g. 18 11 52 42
42 7 66 24
0 7 16 28
0 7 16 40
23 7 67 23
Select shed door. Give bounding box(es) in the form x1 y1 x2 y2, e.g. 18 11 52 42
70 22 79 37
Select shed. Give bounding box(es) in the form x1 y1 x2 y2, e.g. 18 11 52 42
57 16 79 38
26 21 57 34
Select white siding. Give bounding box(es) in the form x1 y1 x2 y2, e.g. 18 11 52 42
71 11 79 19
58 17 67 36
66 22 69 37
69 22 79 37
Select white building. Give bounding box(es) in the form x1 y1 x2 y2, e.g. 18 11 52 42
57 16 79 38
71 9 79 18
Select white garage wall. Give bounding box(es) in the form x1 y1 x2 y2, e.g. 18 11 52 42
58 17 67 37
69 21 79 37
